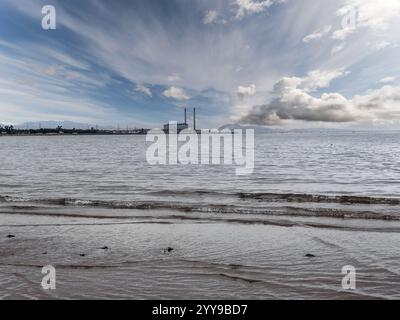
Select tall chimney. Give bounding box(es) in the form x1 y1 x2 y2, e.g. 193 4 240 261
184 108 187 124
193 108 196 131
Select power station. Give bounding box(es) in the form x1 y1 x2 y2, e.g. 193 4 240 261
163 108 197 133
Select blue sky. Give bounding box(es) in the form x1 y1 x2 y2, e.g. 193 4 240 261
0 0 399 128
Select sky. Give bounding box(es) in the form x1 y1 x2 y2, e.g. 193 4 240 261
0 0 399 129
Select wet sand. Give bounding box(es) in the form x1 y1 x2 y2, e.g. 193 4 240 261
1 207 400 300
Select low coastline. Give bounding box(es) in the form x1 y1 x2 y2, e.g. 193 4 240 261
0 129 150 136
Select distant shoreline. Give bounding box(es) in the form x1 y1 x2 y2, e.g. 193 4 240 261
0 128 151 136
0 132 149 136
0 128 227 136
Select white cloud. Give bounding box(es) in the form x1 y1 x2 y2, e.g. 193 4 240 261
379 76 397 84
303 25 332 43
300 69 350 92
203 10 218 24
236 70 400 125
135 84 152 96
235 0 285 19
332 27 356 41
237 84 256 98
163 86 191 100
333 0 400 40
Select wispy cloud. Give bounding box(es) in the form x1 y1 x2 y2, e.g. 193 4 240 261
331 43 345 54
303 25 332 43
379 76 397 84
135 84 152 97
203 10 218 24
167 73 181 82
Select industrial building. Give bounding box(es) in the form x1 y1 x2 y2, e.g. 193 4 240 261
163 108 197 133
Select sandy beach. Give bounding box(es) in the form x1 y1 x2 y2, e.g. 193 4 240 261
1 203 400 300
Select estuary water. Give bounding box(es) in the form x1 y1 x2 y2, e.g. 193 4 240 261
1 131 400 299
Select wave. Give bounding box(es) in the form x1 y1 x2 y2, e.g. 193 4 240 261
237 192 400 205
134 190 400 205
3 191 400 205
1 192 400 222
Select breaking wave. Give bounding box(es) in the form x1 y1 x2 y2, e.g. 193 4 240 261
134 190 400 205
238 192 400 205
3 190 400 205
2 191 400 221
